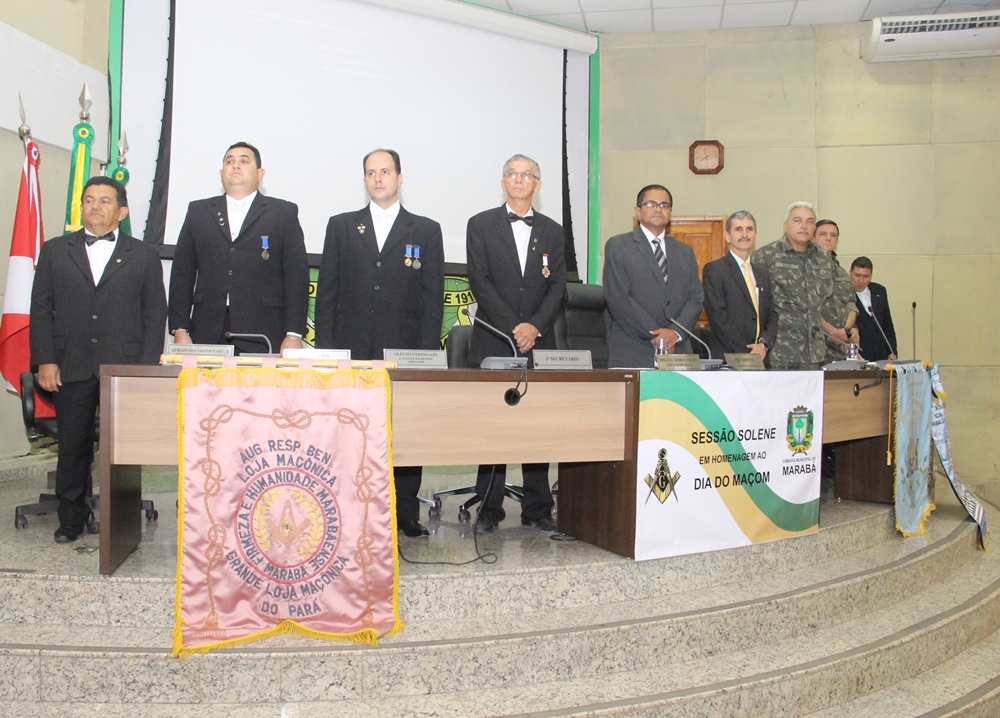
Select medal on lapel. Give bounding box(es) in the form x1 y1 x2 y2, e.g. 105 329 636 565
542 253 550 278
357 223 366 235
412 245 421 270
261 236 270 260
404 244 413 267
217 212 225 227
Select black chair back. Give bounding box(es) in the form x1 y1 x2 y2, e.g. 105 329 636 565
445 324 473 368
557 283 609 369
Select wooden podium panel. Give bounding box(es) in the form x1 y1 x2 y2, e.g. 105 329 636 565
98 367 892 574
99 366 638 574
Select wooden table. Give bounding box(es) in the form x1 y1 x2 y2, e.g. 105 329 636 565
98 366 890 574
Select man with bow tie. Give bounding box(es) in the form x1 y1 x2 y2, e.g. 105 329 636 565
314 148 445 538
30 177 166 543
465 154 567 533
168 142 308 354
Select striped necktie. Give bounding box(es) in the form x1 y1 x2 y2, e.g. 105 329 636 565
652 238 668 283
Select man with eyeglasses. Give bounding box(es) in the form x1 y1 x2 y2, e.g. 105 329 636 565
465 154 567 534
603 184 703 368
314 148 444 538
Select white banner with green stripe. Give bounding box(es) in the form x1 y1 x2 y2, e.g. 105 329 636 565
635 371 824 561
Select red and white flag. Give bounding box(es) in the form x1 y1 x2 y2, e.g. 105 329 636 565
0 136 47 403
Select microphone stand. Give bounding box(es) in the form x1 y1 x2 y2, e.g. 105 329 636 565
224 331 273 355
668 319 713 360
866 305 897 358
469 314 529 405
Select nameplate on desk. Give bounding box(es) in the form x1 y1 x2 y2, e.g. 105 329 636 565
532 350 592 370
164 343 235 357
724 353 765 371
656 354 701 371
282 348 351 360
480 356 529 370
383 349 448 369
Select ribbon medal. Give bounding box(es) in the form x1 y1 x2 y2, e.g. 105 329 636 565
542 253 550 278
261 236 270 260
412 245 421 270
404 244 413 267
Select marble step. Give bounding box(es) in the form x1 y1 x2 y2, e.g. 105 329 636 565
0 504 991 709
0 497 900 630
0 506 995 715
804 623 1000 717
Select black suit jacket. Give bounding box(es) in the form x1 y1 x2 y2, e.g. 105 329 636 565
314 205 444 357
702 252 778 366
854 281 897 360
30 230 167 382
168 193 309 352
466 206 567 365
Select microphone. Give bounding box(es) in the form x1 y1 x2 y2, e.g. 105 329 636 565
866 305 897 358
466 312 528 405
669 319 712 361
224 331 273 355
470 314 518 360
911 302 917 359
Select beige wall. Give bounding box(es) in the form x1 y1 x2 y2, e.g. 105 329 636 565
599 23 999 481
0 0 109 457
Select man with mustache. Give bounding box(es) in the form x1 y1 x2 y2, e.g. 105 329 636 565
750 201 835 370
30 177 166 543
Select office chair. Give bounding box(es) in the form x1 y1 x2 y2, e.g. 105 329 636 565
14 371 158 530
430 323 524 522
555 282 609 368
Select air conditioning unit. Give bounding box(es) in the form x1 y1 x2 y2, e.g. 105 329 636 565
862 11 1000 63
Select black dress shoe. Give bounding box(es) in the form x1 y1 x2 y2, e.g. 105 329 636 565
522 516 557 531
475 515 499 534
399 519 430 537
54 524 82 543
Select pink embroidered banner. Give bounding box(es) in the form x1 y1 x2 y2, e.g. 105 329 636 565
173 367 401 657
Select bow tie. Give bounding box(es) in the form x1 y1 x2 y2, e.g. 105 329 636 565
507 212 534 227
85 232 115 246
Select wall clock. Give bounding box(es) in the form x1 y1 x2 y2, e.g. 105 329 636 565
689 140 724 175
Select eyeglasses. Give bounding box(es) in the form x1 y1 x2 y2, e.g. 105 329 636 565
639 201 672 210
504 170 538 181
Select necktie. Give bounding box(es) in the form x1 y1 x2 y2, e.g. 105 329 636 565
85 232 115 246
741 260 760 341
651 238 668 283
507 212 534 227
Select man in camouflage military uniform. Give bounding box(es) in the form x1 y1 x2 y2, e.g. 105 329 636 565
750 202 834 370
813 219 858 362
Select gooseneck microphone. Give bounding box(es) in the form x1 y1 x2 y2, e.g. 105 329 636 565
470 314 518 360
669 318 712 360
469 314 529 406
911 302 917 359
866 305 897 357
224 331 273 355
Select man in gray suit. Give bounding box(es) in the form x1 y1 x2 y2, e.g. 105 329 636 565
603 185 704 368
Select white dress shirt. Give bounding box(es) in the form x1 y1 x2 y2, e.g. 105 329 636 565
370 200 401 253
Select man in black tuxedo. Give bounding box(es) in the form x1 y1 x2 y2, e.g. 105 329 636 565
466 154 567 533
168 142 308 354
314 149 444 537
851 256 898 361
702 210 778 367
30 177 167 543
